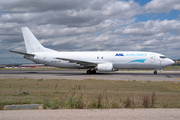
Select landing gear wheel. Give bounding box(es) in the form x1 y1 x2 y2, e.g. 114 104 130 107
91 70 96 74
87 70 91 74
154 71 157 75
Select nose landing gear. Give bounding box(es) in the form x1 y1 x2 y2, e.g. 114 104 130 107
154 68 163 75
154 70 157 75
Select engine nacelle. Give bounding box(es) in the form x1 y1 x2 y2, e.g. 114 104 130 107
97 63 113 72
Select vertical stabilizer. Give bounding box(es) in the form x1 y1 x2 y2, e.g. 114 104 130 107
22 27 55 53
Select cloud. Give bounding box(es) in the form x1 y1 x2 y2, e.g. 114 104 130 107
145 0 180 13
0 0 141 27
102 0 142 18
114 19 180 36
0 0 180 63
0 0 92 13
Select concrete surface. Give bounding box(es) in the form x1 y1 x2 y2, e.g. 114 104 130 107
4 104 43 110
1 109 180 120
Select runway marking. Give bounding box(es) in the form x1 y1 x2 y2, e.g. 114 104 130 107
73 71 82 73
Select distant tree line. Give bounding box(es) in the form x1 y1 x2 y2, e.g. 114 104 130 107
173 60 180 66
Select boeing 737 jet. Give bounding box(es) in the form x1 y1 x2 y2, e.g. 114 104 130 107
9 27 174 74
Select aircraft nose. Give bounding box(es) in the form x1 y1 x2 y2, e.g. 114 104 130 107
168 59 174 66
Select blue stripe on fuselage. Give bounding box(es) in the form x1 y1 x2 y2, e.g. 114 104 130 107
127 59 146 64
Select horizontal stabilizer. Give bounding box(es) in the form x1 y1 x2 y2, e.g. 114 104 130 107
9 50 35 56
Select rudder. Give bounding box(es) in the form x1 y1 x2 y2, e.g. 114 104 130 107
22 27 45 53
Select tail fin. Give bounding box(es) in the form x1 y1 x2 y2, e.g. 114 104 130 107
21 27 56 53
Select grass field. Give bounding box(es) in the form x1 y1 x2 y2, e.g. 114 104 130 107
164 66 180 70
0 78 180 109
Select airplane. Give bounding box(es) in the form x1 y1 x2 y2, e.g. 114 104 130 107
9 27 174 74
3 65 18 68
3 66 10 68
18 65 27 69
3 66 13 69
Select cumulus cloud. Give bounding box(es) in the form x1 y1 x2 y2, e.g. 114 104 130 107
0 0 140 27
145 0 180 13
115 19 180 36
0 0 92 13
102 0 142 18
0 0 180 63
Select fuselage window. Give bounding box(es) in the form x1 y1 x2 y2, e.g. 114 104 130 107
97 57 99 59
101 57 103 59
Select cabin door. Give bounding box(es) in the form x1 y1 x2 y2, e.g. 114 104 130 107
150 54 155 63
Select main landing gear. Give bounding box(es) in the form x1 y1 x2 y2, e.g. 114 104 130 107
87 69 96 74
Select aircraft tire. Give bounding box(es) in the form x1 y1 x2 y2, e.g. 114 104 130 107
154 71 157 75
91 70 96 74
87 70 91 74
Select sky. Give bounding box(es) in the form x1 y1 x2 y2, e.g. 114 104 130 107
0 0 180 64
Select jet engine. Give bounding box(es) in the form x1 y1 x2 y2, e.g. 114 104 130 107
97 63 113 72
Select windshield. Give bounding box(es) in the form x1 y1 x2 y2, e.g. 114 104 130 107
160 56 166 59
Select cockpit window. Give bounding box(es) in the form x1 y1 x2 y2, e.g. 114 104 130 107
160 56 166 59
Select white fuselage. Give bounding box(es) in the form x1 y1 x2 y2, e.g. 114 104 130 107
10 27 174 74
24 51 174 70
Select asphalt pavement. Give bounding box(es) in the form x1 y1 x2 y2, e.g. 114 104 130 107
0 69 180 81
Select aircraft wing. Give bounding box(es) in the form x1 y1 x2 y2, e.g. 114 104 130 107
55 57 97 67
9 50 35 56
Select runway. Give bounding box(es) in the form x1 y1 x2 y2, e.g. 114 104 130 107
0 69 180 81
1 109 180 120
